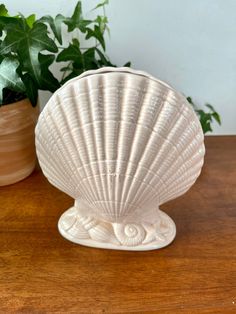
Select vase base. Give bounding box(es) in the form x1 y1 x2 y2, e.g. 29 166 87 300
58 206 176 251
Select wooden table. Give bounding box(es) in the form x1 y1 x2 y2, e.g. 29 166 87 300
0 136 235 313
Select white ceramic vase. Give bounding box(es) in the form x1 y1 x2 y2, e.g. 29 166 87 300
35 67 205 251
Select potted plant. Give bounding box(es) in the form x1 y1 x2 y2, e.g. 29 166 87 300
0 3 61 186
0 0 128 186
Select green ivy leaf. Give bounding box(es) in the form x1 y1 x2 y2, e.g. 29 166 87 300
65 1 91 33
186 96 198 110
21 73 38 106
70 48 97 70
38 53 60 92
86 25 105 50
60 70 82 85
56 39 82 62
204 104 221 124
2 21 58 54
38 14 65 44
26 14 35 28
123 61 131 67
95 47 109 65
205 103 215 112
186 96 193 105
0 4 8 16
197 110 213 133
202 121 213 133
0 21 58 86
212 112 221 125
205 104 221 125
95 15 108 33
80 48 97 70
95 47 116 67
0 15 21 36
0 57 25 104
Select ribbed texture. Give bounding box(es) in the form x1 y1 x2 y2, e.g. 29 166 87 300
35 67 205 223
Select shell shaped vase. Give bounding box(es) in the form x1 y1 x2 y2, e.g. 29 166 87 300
35 67 205 251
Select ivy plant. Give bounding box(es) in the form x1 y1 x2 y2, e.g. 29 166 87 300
0 0 128 106
0 6 60 106
41 0 129 85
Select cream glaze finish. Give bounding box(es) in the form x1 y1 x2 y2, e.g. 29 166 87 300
0 99 39 186
35 67 205 250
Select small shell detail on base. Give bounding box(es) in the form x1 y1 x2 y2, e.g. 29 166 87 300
60 213 77 232
67 220 90 239
36 67 205 251
113 223 146 246
88 223 120 245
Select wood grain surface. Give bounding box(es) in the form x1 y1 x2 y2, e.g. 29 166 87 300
0 136 235 313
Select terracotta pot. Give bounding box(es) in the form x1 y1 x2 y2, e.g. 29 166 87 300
0 98 39 186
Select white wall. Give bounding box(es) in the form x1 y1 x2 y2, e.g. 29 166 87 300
6 0 236 134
